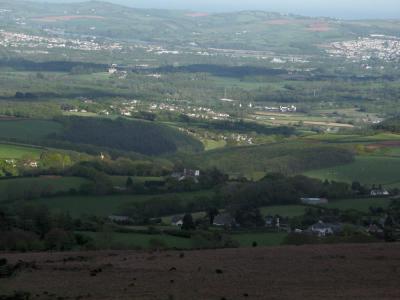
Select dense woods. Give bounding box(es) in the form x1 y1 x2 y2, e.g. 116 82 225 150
375 116 400 133
52 117 203 156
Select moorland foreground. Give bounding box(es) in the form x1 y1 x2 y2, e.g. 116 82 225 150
1 243 400 300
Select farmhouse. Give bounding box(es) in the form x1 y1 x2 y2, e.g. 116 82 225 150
171 168 200 182
108 64 118 74
301 197 329 205
213 213 236 227
108 215 132 224
24 160 38 168
5 159 16 167
265 215 274 227
171 215 184 227
367 224 384 237
308 221 342 237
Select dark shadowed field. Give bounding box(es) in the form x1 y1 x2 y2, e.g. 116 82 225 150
1 243 400 299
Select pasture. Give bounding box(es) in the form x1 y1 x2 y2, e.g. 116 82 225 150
324 197 392 213
80 231 192 249
81 230 287 249
35 190 215 217
0 119 63 141
0 176 89 202
304 155 400 187
0 143 43 159
190 141 354 179
109 176 165 186
202 138 227 151
305 133 400 144
260 205 307 218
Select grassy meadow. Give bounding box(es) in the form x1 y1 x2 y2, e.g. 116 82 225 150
0 119 63 141
0 176 89 202
324 197 392 213
36 190 215 217
304 155 400 187
260 205 307 218
80 231 193 249
80 230 287 249
0 143 44 159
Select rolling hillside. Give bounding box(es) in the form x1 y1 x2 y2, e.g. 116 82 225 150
1 0 400 54
183 142 354 179
0 117 203 156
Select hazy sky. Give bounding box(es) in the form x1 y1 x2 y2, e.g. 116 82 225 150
33 0 400 19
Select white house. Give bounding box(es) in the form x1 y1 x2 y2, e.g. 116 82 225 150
301 197 329 205
309 221 342 237
171 215 184 227
213 213 236 227
370 189 390 196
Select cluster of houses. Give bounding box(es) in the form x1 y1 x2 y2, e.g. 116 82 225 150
3 159 38 169
370 188 390 197
171 168 201 182
106 191 391 239
326 35 400 62
0 30 122 52
109 96 231 121
256 105 297 113
108 211 386 239
108 64 128 79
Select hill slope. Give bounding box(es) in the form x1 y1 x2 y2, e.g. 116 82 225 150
1 0 400 53
54 117 203 156
183 142 354 178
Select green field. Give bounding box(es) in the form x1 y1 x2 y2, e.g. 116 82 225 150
304 155 400 187
231 232 287 247
260 205 307 217
0 119 63 141
110 176 165 186
324 197 392 212
80 230 287 249
0 143 43 159
80 231 193 249
202 139 227 151
0 176 89 202
188 141 354 179
36 190 215 217
305 133 400 143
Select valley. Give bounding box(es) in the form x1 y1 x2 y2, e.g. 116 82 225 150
0 1 400 290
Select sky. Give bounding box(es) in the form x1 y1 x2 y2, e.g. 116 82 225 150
32 0 400 19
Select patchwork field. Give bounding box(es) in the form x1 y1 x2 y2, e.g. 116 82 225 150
1 243 400 299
